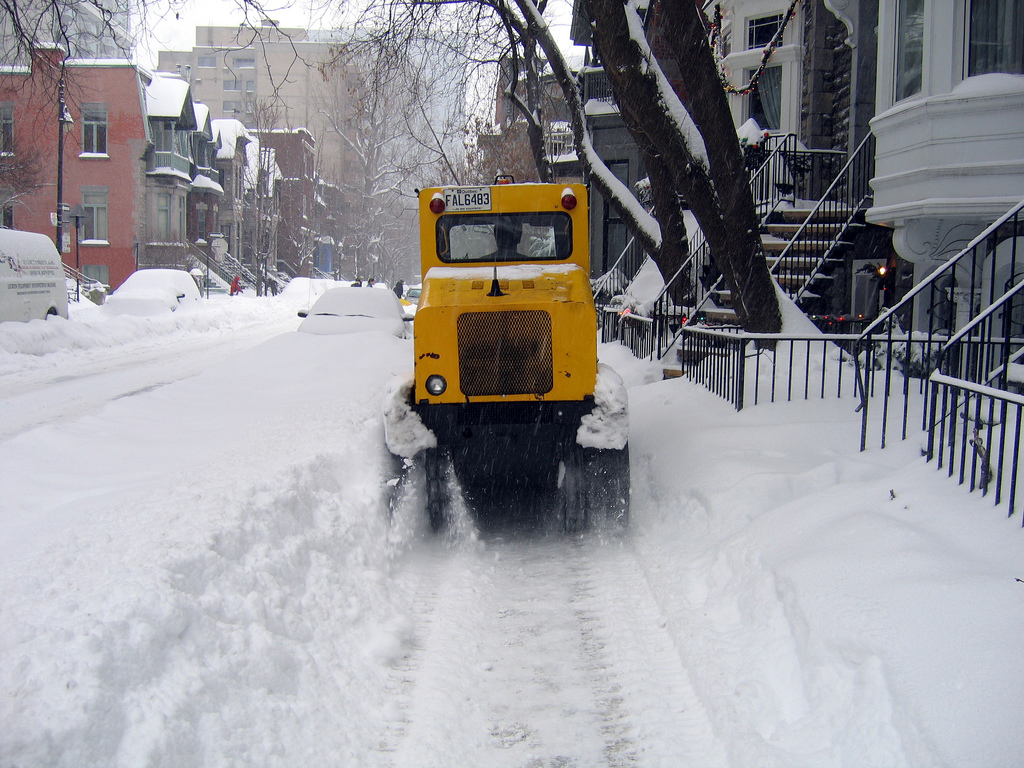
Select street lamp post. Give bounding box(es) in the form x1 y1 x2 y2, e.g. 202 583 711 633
69 204 86 300
55 76 73 254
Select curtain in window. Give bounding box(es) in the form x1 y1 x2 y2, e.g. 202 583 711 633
759 66 783 131
969 0 1024 75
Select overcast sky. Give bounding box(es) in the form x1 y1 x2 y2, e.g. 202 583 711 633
136 0 582 69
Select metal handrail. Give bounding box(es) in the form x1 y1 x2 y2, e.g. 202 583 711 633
768 132 875 294
858 197 1024 340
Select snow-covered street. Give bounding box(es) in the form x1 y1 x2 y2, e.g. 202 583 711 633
1 293 1022 767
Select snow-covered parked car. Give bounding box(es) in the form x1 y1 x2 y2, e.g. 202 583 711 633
297 286 410 337
0 229 70 322
104 269 202 316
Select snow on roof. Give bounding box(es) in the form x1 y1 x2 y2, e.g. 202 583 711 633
212 119 252 160
146 167 192 183
145 72 194 124
193 102 210 129
191 174 224 195
584 99 618 116
66 58 134 67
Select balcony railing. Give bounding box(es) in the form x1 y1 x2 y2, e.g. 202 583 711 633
150 150 191 176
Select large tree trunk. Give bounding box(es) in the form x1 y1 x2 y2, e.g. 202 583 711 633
585 0 782 333
513 0 663 259
660 0 782 332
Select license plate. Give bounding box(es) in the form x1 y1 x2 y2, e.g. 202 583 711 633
444 187 491 211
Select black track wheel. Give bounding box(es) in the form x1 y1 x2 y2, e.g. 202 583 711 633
560 442 587 534
423 446 452 533
583 445 630 529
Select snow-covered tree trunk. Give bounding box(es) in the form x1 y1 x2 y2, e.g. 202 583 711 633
585 0 780 333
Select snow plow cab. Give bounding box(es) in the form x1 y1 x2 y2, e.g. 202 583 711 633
384 180 629 533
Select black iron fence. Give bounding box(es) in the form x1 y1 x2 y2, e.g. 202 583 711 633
672 326 862 411
856 198 1024 451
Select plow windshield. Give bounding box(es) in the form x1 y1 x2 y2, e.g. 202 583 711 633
436 212 573 263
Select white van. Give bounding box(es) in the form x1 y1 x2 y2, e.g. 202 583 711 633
0 229 70 322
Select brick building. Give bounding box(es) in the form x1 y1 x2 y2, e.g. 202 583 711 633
0 49 149 289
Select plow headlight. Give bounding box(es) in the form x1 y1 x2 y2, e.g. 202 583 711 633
425 374 447 396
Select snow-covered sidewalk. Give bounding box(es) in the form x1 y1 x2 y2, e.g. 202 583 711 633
0 303 1020 767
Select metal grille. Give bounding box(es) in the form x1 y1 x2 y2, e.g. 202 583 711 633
457 310 553 396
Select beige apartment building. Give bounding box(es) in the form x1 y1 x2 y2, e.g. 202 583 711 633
157 21 356 183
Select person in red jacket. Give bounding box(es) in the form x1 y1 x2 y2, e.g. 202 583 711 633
230 275 242 296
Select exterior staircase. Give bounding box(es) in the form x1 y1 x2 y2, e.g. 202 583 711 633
597 132 879 377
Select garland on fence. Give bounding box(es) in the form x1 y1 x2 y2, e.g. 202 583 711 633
709 0 801 96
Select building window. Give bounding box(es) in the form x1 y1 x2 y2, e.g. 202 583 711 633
157 193 171 240
82 104 107 154
748 13 783 49
155 122 174 152
748 65 782 130
968 0 1024 76
178 196 185 241
234 57 255 68
245 80 255 93
197 56 216 68
0 103 13 154
1 203 12 228
223 101 241 114
224 79 240 91
82 264 109 285
81 188 108 241
895 0 924 100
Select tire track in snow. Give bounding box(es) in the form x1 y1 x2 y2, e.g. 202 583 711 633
567 536 730 767
373 532 728 767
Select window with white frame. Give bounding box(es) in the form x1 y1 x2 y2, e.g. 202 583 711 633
156 193 171 240
197 56 216 68
0 103 13 154
895 0 924 100
747 66 783 130
82 104 107 155
224 79 241 91
748 13 783 49
968 0 1024 76
81 188 109 241
234 57 255 68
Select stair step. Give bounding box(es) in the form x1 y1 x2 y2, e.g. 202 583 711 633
763 238 836 253
663 367 683 379
766 223 843 238
777 208 853 224
700 308 738 323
